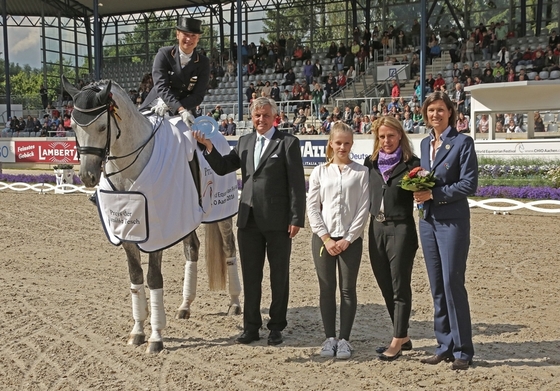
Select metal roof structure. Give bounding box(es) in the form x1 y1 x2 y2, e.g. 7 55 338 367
1 0 222 19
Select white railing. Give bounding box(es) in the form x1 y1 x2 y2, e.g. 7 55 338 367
467 198 560 213
2 181 560 214
0 182 95 194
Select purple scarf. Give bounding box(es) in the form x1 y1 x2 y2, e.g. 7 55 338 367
378 147 402 183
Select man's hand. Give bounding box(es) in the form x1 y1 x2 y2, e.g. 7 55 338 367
179 109 195 127
288 225 300 239
151 100 169 117
192 130 213 153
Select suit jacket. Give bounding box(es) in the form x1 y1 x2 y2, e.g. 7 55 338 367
364 155 420 220
140 45 210 114
420 127 478 220
204 129 306 231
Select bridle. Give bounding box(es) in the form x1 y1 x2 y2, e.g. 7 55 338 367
73 85 162 178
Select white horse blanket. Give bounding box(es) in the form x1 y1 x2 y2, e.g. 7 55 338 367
96 116 238 253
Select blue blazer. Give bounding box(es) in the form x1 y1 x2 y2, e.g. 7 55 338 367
420 127 478 220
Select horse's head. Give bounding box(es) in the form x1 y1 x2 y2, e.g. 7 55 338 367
63 76 116 187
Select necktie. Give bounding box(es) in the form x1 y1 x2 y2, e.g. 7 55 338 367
254 136 265 169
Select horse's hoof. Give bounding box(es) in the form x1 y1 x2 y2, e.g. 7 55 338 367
227 304 241 316
146 340 164 354
128 333 146 346
176 309 191 319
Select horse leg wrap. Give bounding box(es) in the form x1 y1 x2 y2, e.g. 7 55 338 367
149 288 166 341
129 284 147 345
181 261 198 307
226 257 242 306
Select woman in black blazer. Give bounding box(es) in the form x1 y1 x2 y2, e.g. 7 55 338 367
364 116 420 361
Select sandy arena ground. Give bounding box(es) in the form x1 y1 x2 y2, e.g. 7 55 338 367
1 188 559 390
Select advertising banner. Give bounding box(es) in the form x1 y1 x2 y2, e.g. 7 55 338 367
14 140 79 164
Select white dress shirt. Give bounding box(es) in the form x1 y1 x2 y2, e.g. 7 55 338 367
256 127 275 158
307 161 370 243
179 48 193 67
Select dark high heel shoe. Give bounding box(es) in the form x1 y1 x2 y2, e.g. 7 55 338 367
375 339 412 354
378 350 402 361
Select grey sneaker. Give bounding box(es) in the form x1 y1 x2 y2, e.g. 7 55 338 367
336 339 353 359
320 337 338 357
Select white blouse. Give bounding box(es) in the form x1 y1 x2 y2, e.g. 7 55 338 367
307 161 370 243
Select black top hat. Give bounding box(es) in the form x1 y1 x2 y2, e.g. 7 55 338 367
176 17 203 34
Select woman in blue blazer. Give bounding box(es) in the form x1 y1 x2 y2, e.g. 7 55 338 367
413 91 478 370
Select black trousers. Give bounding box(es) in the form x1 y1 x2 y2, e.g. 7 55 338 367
368 217 418 338
237 210 291 332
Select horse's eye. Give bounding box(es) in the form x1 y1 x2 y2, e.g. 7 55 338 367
99 124 107 132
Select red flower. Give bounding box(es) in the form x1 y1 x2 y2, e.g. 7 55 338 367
408 166 423 179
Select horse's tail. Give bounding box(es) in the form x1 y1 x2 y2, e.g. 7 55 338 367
205 223 227 291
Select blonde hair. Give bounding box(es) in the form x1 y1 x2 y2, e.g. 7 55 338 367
326 122 354 165
369 116 414 162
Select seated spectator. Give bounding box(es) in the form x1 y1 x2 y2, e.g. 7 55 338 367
224 61 236 78
55 123 66 137
412 106 423 126
212 105 224 121
343 52 355 72
302 46 312 61
387 97 401 112
346 65 356 84
336 70 347 89
270 81 281 102
531 51 545 73
456 112 470 133
282 69 296 86
247 59 257 75
292 108 306 133
219 119 228 135
261 81 272 98
208 73 218 90
477 114 490 133
518 47 534 66
534 112 545 132
278 111 291 131
361 115 372 134
342 106 353 125
283 56 292 71
389 78 400 97
451 63 462 79
326 42 338 59
319 106 329 121
377 97 386 113
333 52 344 73
24 115 35 132
403 111 414 134
352 105 363 131
292 45 304 61
549 30 559 48
506 118 522 133
433 73 446 91
482 69 494 83
507 68 516 82
331 106 342 121
33 117 42 134
225 118 237 135
494 70 504 83
338 41 347 56
63 113 72 130
493 62 505 78
497 46 510 66
321 115 333 134
495 121 504 133
544 49 560 72
357 57 366 76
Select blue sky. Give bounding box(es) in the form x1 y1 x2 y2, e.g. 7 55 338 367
0 26 42 69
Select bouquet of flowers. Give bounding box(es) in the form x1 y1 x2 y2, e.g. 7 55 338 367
400 167 436 218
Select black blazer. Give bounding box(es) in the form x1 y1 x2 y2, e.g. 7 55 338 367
204 129 306 231
364 155 420 220
140 45 210 114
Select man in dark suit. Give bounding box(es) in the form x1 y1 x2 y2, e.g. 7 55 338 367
193 97 306 346
139 17 210 125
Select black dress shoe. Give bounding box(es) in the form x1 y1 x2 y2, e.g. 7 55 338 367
420 354 455 365
267 330 283 346
235 331 260 344
376 340 413 354
451 359 472 370
378 350 402 362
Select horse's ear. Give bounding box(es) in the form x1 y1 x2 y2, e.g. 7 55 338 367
98 80 112 104
61 76 80 98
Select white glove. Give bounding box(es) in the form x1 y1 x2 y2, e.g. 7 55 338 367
179 109 195 127
151 100 169 117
